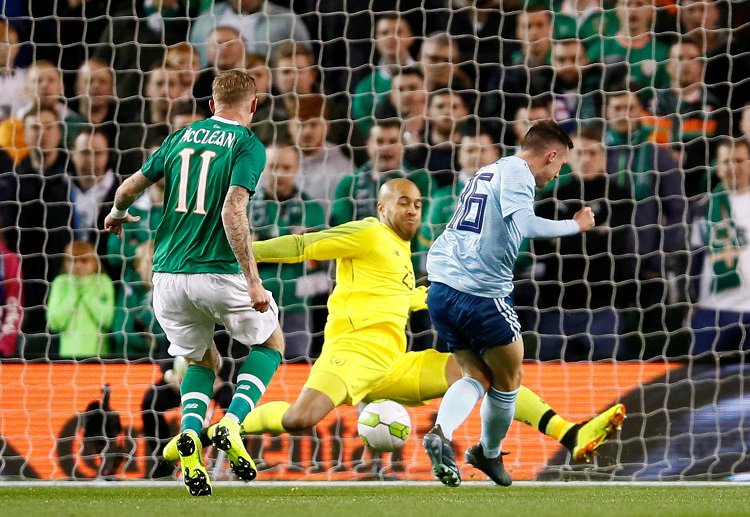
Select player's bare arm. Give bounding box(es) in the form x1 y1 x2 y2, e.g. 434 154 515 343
104 171 154 237
222 185 270 313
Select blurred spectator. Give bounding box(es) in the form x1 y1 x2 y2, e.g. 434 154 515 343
144 0 213 45
143 66 189 145
311 1 449 95
70 129 120 264
72 58 143 177
418 32 472 93
418 121 502 252
0 107 75 336
604 87 687 327
274 42 366 162
272 41 319 97
445 0 505 94
288 94 353 218
245 53 288 145
495 5 554 126
511 96 553 152
352 14 415 134
408 89 470 188
73 59 117 138
251 143 327 359
107 171 164 358
47 240 114 359
558 0 619 44
0 115 26 168
193 24 247 107
112 239 164 360
30 1 133 93
330 119 434 227
188 0 312 68
91 4 165 113
0 217 22 357
165 43 202 95
587 0 670 101
18 60 85 149
656 37 729 203
537 38 602 131
692 139 750 356
740 102 750 146
678 0 750 110
0 20 28 121
375 67 428 149
531 123 637 361
169 98 206 131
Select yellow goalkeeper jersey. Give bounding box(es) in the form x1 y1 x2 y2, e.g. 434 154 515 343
253 218 426 353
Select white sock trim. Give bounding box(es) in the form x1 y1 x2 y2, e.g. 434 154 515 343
232 392 255 411
181 413 204 425
181 391 211 405
237 373 266 395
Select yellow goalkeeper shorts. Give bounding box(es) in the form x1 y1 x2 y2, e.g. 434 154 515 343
304 330 450 407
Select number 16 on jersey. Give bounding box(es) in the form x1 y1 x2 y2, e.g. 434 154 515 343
448 172 494 234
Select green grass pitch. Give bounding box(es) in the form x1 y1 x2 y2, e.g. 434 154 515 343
1 485 749 517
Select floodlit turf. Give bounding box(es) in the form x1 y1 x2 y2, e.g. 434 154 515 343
1 485 749 517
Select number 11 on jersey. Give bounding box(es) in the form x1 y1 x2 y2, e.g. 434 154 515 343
176 148 216 215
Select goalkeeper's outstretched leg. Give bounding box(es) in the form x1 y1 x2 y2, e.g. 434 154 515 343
162 352 625 463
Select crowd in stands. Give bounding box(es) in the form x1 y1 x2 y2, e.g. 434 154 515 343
1 0 750 369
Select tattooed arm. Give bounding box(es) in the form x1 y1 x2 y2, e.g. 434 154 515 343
222 185 270 312
103 171 154 237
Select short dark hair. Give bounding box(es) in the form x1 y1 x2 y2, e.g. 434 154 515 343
273 40 316 67
574 120 606 142
522 119 573 151
74 126 109 145
428 88 469 109
395 65 423 80
22 104 59 123
461 118 501 145
523 5 553 20
372 118 402 133
171 98 200 119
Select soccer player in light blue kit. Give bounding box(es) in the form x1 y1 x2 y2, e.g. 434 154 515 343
422 120 595 487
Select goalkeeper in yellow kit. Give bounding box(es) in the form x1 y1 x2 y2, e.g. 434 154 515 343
164 178 624 465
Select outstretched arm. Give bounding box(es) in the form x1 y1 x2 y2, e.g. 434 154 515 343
104 171 154 237
511 206 594 239
253 219 378 264
222 185 269 313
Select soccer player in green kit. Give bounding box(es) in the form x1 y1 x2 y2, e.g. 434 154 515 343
105 70 285 497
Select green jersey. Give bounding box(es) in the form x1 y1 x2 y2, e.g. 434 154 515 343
141 116 266 274
587 35 669 99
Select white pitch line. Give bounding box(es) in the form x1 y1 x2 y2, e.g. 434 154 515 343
1 480 749 488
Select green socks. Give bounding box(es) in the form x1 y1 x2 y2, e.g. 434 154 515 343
226 346 282 423
180 364 216 435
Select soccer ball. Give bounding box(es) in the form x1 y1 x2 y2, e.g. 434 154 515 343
357 399 411 452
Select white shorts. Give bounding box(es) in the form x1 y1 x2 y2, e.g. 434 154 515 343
152 272 279 360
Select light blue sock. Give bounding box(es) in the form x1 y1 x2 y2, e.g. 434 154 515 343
480 387 519 459
435 376 485 441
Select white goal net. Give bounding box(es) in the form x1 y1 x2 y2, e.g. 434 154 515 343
1 0 749 481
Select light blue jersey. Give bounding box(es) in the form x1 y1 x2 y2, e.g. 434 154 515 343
427 156 578 298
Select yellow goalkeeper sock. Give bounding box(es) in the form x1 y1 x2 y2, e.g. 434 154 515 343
514 385 575 443
241 401 291 435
